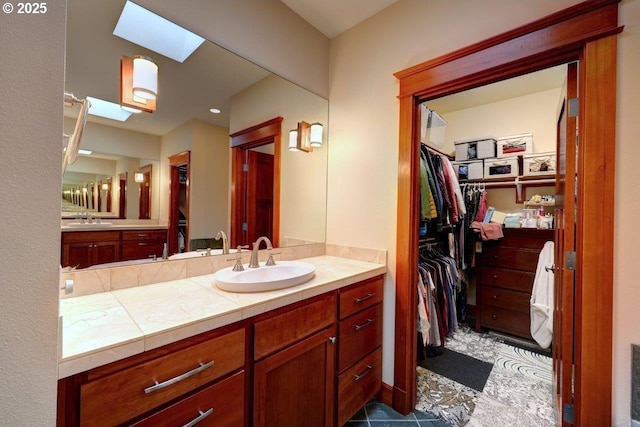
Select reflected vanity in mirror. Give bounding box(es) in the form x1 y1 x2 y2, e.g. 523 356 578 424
62 0 328 268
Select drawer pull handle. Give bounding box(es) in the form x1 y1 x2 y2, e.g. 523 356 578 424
545 265 555 273
492 314 497 320
492 274 497 279
138 234 149 238
492 295 497 301
329 336 337 344
355 293 375 304
144 360 214 394
354 365 373 382
354 318 374 331
138 242 149 246
183 408 213 427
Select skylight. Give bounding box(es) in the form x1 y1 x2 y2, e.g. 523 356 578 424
113 1 205 63
86 96 132 122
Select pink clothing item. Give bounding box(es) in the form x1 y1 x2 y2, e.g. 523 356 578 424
475 191 488 222
471 221 504 241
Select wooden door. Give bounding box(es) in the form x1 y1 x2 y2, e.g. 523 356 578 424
168 151 190 255
253 327 335 427
118 173 126 219
553 62 578 426
247 150 274 245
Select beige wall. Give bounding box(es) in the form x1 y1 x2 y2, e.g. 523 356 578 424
0 2 66 425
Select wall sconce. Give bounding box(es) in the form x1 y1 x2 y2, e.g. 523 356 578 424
288 121 323 152
134 172 144 183
120 55 157 113
101 183 109 191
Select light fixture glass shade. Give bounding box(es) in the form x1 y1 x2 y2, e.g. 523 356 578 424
289 130 299 151
132 56 158 100
134 172 144 183
102 183 109 191
310 123 323 148
121 105 142 114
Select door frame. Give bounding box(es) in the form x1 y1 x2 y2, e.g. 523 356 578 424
229 117 282 248
168 151 190 255
393 1 620 425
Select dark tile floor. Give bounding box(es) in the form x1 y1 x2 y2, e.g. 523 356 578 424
345 399 450 427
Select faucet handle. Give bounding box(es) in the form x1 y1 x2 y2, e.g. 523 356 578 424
227 246 249 271
265 251 281 266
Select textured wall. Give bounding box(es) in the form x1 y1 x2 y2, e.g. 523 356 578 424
0 2 66 425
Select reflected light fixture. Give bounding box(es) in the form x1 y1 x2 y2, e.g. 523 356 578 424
120 55 157 113
134 172 144 183
288 121 323 152
102 183 109 191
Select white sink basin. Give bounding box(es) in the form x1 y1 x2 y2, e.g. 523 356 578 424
66 222 112 228
213 261 316 293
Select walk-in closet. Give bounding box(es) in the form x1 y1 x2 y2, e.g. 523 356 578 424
412 64 566 426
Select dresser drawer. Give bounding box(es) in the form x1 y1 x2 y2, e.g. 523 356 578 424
61 230 120 243
121 240 166 260
80 328 245 427
480 286 530 313
482 246 540 271
339 275 384 320
480 306 532 339
254 294 336 360
129 370 245 427
337 347 382 427
499 228 554 250
480 266 534 292
338 303 383 372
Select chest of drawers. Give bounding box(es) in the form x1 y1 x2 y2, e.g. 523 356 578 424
476 228 553 340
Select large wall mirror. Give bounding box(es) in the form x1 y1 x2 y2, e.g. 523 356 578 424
63 0 329 263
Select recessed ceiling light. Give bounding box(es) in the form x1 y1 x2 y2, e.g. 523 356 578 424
113 1 205 63
209 108 221 114
86 96 132 122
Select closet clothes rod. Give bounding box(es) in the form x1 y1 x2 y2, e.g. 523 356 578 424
459 177 555 188
421 142 454 160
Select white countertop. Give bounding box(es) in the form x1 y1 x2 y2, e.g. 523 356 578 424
58 255 386 379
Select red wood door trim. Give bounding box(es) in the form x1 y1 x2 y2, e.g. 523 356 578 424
393 1 619 424
168 151 190 255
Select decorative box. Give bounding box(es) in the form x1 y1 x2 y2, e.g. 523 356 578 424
452 160 484 181
484 157 520 179
497 133 533 157
523 151 556 176
454 137 497 161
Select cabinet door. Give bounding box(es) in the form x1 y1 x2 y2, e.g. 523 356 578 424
64 242 93 269
93 240 119 265
254 327 336 427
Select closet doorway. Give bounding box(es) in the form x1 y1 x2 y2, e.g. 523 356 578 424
168 151 190 255
393 2 619 426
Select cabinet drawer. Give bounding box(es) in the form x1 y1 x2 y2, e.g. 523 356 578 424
482 246 540 271
499 228 554 250
254 294 336 360
61 230 120 243
339 275 384 320
338 303 383 372
80 328 245 427
480 267 534 293
130 370 245 427
480 286 530 313
121 240 165 261
480 306 532 339
122 230 167 241
337 347 382 427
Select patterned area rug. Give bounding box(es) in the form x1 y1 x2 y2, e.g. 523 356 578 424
415 325 554 427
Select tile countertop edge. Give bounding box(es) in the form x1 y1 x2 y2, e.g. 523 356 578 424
58 255 386 379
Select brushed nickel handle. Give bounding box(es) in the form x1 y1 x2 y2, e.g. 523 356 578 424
492 295 497 301
354 318 374 332
182 408 213 427
354 365 373 382
355 293 375 304
137 234 149 238
144 361 214 394
329 336 337 344
138 242 149 246
545 265 555 273
492 314 497 320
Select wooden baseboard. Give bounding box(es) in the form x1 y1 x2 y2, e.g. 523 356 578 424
377 382 393 407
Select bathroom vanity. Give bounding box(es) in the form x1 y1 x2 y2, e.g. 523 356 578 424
57 255 385 427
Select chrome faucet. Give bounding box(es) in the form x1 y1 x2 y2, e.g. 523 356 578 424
216 230 230 254
249 236 273 268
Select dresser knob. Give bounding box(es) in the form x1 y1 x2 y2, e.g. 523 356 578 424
493 255 498 260
492 314 497 320
492 295 497 301
492 274 497 279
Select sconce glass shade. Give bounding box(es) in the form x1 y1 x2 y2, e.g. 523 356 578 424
102 183 109 191
121 105 142 114
289 130 299 151
310 123 323 148
134 172 144 183
132 56 158 100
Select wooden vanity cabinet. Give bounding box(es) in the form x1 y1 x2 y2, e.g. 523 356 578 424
61 231 120 269
476 228 553 340
121 230 167 261
253 293 337 427
57 325 246 427
336 276 384 427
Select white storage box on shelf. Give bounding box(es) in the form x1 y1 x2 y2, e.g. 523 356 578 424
523 151 556 176
421 105 447 148
497 133 533 157
452 160 484 181
484 157 520 179
454 137 497 161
